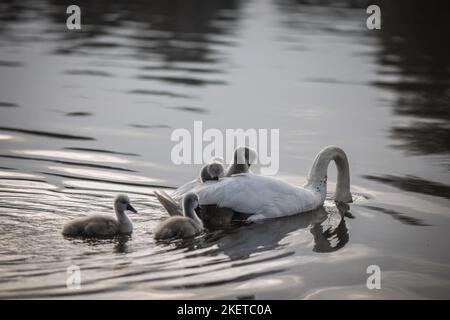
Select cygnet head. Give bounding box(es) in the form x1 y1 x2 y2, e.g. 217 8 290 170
234 146 257 167
200 162 224 182
208 162 224 179
183 192 199 213
114 194 138 213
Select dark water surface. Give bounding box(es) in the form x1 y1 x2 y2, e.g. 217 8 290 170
1 0 449 299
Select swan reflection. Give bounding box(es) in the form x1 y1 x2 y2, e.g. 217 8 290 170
175 201 352 260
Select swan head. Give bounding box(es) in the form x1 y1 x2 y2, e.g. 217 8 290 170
182 192 199 212
208 162 224 179
114 194 138 213
234 146 257 167
200 162 224 182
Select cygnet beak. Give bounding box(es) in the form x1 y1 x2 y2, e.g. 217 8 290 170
126 204 138 213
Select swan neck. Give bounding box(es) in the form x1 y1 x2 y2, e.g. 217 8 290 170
184 207 203 229
115 206 131 225
305 146 352 203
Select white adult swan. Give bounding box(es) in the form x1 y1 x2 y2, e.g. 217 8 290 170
194 146 352 221
62 194 138 237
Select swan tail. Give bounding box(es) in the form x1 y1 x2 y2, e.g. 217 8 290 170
154 190 183 216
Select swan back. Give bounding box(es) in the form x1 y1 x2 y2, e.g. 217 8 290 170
196 174 322 219
62 215 120 237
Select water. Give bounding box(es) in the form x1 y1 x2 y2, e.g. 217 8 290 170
1 0 449 299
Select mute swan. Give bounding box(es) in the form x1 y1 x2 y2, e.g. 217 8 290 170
194 146 352 221
62 194 137 237
154 193 203 240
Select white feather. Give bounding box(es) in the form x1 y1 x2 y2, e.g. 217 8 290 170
190 174 322 219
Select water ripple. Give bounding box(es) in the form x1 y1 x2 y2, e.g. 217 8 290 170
0 127 94 141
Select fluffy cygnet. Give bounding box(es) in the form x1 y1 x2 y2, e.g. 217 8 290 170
62 194 137 238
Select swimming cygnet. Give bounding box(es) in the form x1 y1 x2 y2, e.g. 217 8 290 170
154 193 203 240
62 194 137 237
225 146 257 176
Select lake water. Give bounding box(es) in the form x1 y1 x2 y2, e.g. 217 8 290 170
0 0 449 299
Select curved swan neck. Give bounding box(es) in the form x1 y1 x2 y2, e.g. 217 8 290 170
115 206 131 225
304 146 352 203
184 207 203 228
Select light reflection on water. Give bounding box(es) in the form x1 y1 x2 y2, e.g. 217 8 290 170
0 0 450 299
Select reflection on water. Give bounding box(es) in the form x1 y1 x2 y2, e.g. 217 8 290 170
364 174 450 200
65 111 92 117
0 102 19 108
1 0 450 299
362 205 430 227
0 127 94 140
374 0 450 156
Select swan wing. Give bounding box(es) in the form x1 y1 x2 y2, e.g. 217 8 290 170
196 174 320 219
154 190 183 216
171 178 201 202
